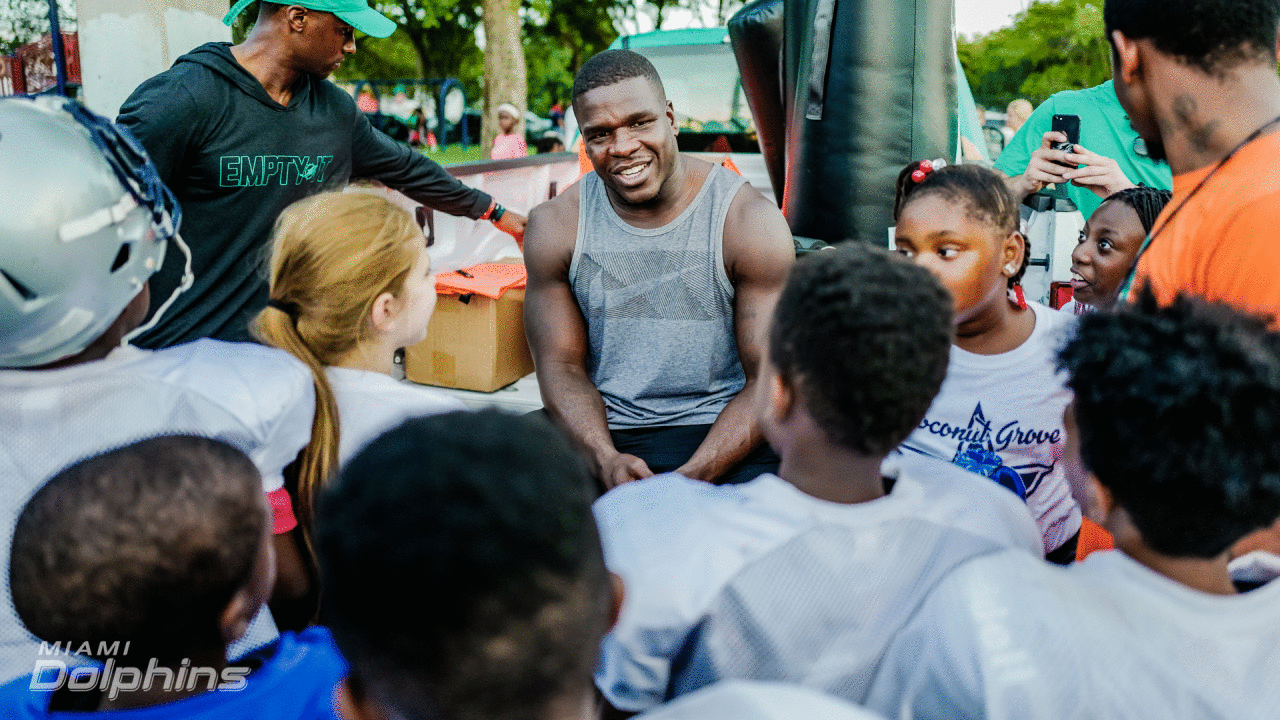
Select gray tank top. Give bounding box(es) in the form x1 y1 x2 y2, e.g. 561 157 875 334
570 164 747 429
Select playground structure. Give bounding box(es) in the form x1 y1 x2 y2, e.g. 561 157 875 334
2 0 232 117
2 32 79 97
341 77 474 148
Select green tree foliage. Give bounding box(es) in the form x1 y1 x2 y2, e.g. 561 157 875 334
1 0 76 55
370 1 484 81
522 0 743 114
618 0 743 32
958 0 1110 108
334 31 425 80
331 1 486 105
228 1 483 113
522 0 618 114
332 0 614 119
223 0 740 133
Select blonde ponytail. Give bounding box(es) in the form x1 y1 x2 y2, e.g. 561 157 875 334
253 191 423 534
253 304 340 533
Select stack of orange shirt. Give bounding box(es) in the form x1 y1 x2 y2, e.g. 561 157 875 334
434 263 527 299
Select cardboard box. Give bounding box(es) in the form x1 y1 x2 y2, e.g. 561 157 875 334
404 289 534 392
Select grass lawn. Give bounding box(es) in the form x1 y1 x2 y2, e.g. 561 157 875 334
428 144 487 166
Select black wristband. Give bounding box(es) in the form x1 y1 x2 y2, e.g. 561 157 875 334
491 204 506 223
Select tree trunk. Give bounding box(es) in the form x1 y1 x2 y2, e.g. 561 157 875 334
395 0 430 78
481 0 526 155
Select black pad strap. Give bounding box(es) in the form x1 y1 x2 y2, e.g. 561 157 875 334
806 0 838 120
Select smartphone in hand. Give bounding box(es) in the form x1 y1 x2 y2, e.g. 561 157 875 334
1051 114 1081 158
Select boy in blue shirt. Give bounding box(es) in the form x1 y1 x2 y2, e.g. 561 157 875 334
0 436 344 719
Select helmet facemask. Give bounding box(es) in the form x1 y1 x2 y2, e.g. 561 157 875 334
0 97 191 367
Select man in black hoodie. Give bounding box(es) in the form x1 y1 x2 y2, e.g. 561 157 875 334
117 0 526 347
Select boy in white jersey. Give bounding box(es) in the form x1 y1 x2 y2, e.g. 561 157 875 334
317 410 885 720
593 246 1042 715
0 97 313 682
866 292 1280 720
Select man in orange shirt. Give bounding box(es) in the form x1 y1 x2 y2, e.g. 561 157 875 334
1108 0 1280 320
1108 0 1280 557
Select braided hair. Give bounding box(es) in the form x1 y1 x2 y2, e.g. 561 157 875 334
895 161 1028 289
1102 186 1173 236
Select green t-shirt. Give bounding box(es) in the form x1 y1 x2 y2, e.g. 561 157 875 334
994 81 1172 220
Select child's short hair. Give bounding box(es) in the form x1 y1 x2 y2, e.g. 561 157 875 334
10 436 265 660
316 410 610 720
769 245 953 455
1058 290 1280 557
894 162 1026 285
254 191 425 525
1102 185 1173 236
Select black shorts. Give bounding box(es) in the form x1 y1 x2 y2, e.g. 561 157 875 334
610 423 780 486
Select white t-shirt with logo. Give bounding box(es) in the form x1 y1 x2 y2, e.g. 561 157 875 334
0 339 314 683
593 454 1042 713
866 549 1280 720
898 301 1080 554
325 367 466 465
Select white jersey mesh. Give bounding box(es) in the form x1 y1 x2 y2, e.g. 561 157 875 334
866 550 1280 720
594 453 1042 712
0 340 313 682
667 520 1005 704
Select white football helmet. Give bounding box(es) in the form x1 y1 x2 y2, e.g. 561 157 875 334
0 96 186 367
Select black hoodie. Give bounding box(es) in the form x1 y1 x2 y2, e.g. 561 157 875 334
117 42 491 346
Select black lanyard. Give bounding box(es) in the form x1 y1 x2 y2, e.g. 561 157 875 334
1118 114 1280 301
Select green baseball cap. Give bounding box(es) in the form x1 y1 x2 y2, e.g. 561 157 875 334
223 0 397 39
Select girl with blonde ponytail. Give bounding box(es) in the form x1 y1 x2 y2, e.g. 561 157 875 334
255 191 463 531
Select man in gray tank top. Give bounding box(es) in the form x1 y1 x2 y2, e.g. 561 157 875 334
524 49 795 489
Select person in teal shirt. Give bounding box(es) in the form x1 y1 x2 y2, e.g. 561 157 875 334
995 80 1172 220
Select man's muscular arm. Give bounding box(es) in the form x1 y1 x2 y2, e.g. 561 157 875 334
675 185 794 483
524 189 653 489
